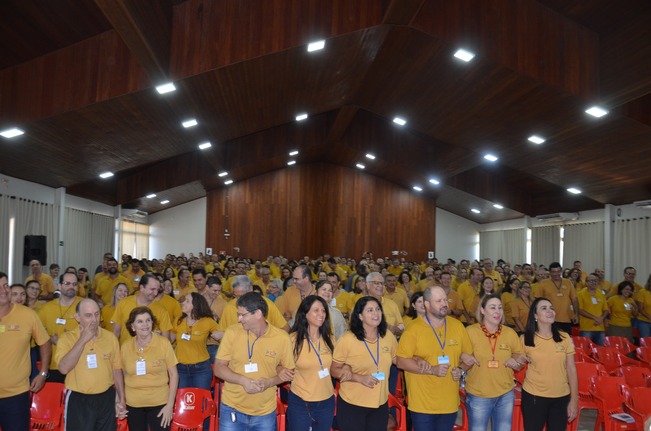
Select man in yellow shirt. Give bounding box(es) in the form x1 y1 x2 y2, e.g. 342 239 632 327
457 268 483 324
609 266 644 298
577 273 609 346
25 259 56 300
482 259 503 289
539 262 578 334
276 265 316 323
418 267 436 292
121 258 145 292
253 265 273 294
95 258 131 305
594 268 612 296
384 273 409 316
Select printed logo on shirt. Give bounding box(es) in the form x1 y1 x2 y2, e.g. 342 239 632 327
103 353 112 360
498 344 511 350
555 345 566 352
265 350 277 358
6 324 21 331
448 339 459 346
151 360 162 367
382 346 390 353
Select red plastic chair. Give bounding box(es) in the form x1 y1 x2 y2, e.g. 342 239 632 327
569 362 608 431
639 337 651 348
571 326 580 336
276 397 286 431
394 369 405 402
592 346 640 373
388 393 407 431
622 386 651 430
614 365 651 388
636 347 651 367
574 349 597 363
604 336 637 355
591 376 637 431
30 382 66 431
572 336 596 352
170 388 216 431
116 418 129 431
452 389 469 431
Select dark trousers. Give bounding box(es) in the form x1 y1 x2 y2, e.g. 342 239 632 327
127 404 168 431
336 396 388 431
521 389 569 431
0 391 30 431
65 386 117 431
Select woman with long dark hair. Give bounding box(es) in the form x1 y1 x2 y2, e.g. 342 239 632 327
286 296 336 431
520 297 578 431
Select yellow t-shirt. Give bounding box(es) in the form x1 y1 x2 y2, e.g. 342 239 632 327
290 335 334 402
379 297 404 328
511 298 532 331
156 294 183 324
173 317 219 364
465 324 522 398
275 286 315 321
637 289 651 323
25 273 56 295
111 296 173 344
607 295 635 327
447 290 462 320
521 332 575 398
96 275 131 306
55 327 122 394
332 331 397 408
217 323 294 416
501 292 515 326
384 290 409 316
457 281 479 323
0 304 50 398
538 279 577 323
332 290 351 317
121 334 178 407
37 297 83 370
218 296 287 331
577 289 608 331
396 316 472 414
100 304 116 332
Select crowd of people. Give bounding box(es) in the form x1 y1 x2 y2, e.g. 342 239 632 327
1 251 651 431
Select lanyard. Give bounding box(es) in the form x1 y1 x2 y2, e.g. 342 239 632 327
426 315 446 353
300 287 314 301
481 324 502 360
307 337 324 369
247 331 261 363
362 337 380 371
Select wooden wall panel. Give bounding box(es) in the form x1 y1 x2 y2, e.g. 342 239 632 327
206 163 436 260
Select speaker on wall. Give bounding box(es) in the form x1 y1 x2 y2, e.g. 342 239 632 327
23 235 47 266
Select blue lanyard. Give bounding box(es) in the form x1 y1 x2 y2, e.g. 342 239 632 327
247 331 260 363
426 315 446 353
362 337 380 371
307 337 324 369
300 287 314 301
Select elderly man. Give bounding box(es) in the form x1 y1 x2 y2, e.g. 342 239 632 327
25 259 56 300
577 273 609 346
275 265 316 323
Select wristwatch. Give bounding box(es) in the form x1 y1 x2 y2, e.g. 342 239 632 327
39 371 49 378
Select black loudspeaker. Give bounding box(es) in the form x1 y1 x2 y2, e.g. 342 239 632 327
23 235 47 266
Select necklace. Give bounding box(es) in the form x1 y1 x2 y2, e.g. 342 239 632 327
481 323 502 339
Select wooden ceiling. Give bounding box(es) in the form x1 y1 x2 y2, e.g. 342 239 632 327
2 0 651 223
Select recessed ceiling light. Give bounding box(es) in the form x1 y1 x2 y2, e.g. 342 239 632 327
429 178 440 185
182 119 198 128
289 150 299 156
155 82 176 94
0 127 24 138
146 193 156 199
528 135 545 144
484 154 498 162
296 113 308 122
567 187 582 194
585 106 608 118
160 200 170 205
218 171 228 177
493 204 504 209
99 171 114 179
287 160 296 166
365 153 376 160
471 208 481 214
393 117 407 126
198 142 212 150
356 163 365 170
224 180 233 185
454 48 475 62
307 40 325 52
413 186 423 192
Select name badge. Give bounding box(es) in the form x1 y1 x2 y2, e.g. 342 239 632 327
181 333 191 341
87 354 98 369
591 297 598 305
244 363 258 373
372 372 385 381
556 292 563 297
330 299 336 307
438 355 450 365
136 360 146 376
487 360 499 368
318 368 330 379
55 318 67 325
624 303 631 310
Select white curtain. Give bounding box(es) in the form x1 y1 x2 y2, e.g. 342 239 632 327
0 194 10 272
63 208 114 272
613 218 651 283
479 229 525 265
562 222 604 272
532 225 560 267
120 220 149 260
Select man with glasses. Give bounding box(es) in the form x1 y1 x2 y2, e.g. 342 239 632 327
37 272 83 382
577 273 609 346
215 291 295 431
609 267 643 298
276 265 316 323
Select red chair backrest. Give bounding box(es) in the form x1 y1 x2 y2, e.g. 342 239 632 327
625 386 651 415
590 375 628 411
604 336 636 354
592 346 626 372
513 362 528 385
576 362 607 395
171 388 216 431
30 382 66 430
615 366 651 388
637 347 651 365
640 337 651 348
572 336 595 352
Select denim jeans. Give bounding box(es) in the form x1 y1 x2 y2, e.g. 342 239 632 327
411 411 457 431
636 319 651 338
286 391 334 431
466 389 514 431
580 330 605 346
177 359 213 390
219 402 276 431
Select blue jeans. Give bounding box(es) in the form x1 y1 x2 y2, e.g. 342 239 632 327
219 402 276 431
207 345 218 365
636 319 651 338
286 391 334 431
411 411 457 431
466 390 514 431
177 359 213 390
580 330 605 346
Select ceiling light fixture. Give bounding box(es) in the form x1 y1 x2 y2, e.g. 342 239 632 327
484 154 498 162
198 142 212 150
528 135 545 144
155 82 176 94
429 178 440 185
567 187 582 194
307 40 325 52
146 193 156 199
160 200 170 205
453 48 475 62
585 106 608 118
296 113 308 121
218 171 228 177
413 186 423 192
365 153 376 160
393 117 407 126
182 119 198 128
287 160 296 166
356 163 365 170
289 150 299 156
493 204 504 209
0 127 24 138
99 171 114 179
471 208 481 214
224 180 233 185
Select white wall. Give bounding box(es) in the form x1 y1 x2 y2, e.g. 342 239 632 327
436 208 480 262
148 198 207 259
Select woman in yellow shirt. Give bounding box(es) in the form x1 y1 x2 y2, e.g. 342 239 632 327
607 281 638 341
636 276 651 337
122 306 178 431
287 296 336 431
511 282 533 334
402 292 425 328
101 283 129 332
399 271 418 297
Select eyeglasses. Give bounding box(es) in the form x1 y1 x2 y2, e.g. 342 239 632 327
368 281 384 285
61 281 78 287
237 311 253 318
